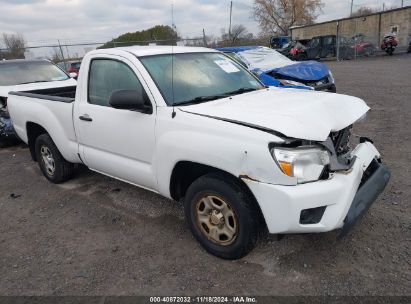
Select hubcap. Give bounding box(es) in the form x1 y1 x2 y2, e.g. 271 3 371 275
40 146 55 176
195 195 238 246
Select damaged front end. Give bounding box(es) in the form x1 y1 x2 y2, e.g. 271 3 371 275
269 126 359 184
270 126 390 237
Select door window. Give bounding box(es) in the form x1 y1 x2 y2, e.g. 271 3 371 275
324 36 334 46
88 59 147 107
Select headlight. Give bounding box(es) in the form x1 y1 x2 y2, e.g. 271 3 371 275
271 146 330 183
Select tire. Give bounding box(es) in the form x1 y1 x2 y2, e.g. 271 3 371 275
35 134 76 183
0 138 7 148
184 173 261 259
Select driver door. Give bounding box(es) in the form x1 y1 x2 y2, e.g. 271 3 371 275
73 56 157 191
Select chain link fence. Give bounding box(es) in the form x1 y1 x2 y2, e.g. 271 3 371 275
0 36 273 73
287 31 409 62
336 31 409 60
0 37 206 69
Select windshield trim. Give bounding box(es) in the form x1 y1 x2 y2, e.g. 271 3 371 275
136 52 265 107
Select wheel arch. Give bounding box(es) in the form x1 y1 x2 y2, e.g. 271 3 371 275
169 161 267 230
26 122 48 161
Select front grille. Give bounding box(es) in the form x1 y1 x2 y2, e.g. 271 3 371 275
330 126 352 156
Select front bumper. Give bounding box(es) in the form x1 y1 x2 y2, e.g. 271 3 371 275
243 142 390 234
339 159 390 238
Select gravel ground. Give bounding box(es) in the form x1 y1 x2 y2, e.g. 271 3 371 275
0 54 410 296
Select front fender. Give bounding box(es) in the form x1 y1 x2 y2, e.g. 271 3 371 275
154 108 296 198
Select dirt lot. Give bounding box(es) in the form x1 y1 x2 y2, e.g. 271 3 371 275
0 54 410 297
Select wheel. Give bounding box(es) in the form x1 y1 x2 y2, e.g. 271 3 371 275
35 134 76 183
369 47 376 56
184 173 261 259
0 138 7 148
0 136 19 148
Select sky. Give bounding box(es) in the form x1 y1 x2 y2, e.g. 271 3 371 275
0 0 408 56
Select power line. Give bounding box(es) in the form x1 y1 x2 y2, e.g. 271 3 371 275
351 0 354 16
229 1 233 38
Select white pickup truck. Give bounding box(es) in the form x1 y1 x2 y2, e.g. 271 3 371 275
7 46 390 259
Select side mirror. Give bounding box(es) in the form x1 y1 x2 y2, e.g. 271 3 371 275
69 72 78 79
109 90 152 114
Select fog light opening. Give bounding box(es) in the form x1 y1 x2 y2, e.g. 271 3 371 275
300 206 327 224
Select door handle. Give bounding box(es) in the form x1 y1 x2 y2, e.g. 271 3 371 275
79 114 93 122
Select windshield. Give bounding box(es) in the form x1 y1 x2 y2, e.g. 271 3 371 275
282 41 294 49
236 47 293 71
140 52 264 106
0 60 69 86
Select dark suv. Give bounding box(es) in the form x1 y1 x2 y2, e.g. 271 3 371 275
304 35 352 60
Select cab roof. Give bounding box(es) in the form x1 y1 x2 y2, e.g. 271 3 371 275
90 45 218 57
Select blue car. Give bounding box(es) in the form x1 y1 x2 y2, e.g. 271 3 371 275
217 46 336 92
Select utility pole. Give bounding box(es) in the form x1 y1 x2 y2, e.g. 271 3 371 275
401 0 404 7
229 1 233 39
382 3 385 11
58 40 65 63
202 29 207 47
350 0 354 16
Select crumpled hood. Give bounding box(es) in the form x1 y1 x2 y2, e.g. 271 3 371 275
268 61 330 81
179 88 369 141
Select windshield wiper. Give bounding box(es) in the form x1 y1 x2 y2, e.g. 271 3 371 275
223 87 258 96
175 88 259 106
175 95 228 106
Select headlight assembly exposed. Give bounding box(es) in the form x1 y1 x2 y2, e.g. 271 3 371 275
271 146 330 184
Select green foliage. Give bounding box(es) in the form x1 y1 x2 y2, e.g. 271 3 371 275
99 25 179 49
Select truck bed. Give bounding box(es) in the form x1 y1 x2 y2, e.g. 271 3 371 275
9 86 76 103
7 85 80 163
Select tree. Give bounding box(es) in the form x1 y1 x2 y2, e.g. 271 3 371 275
351 6 376 17
221 24 253 44
230 24 252 43
99 25 180 49
1 33 26 59
51 47 64 63
253 0 324 36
